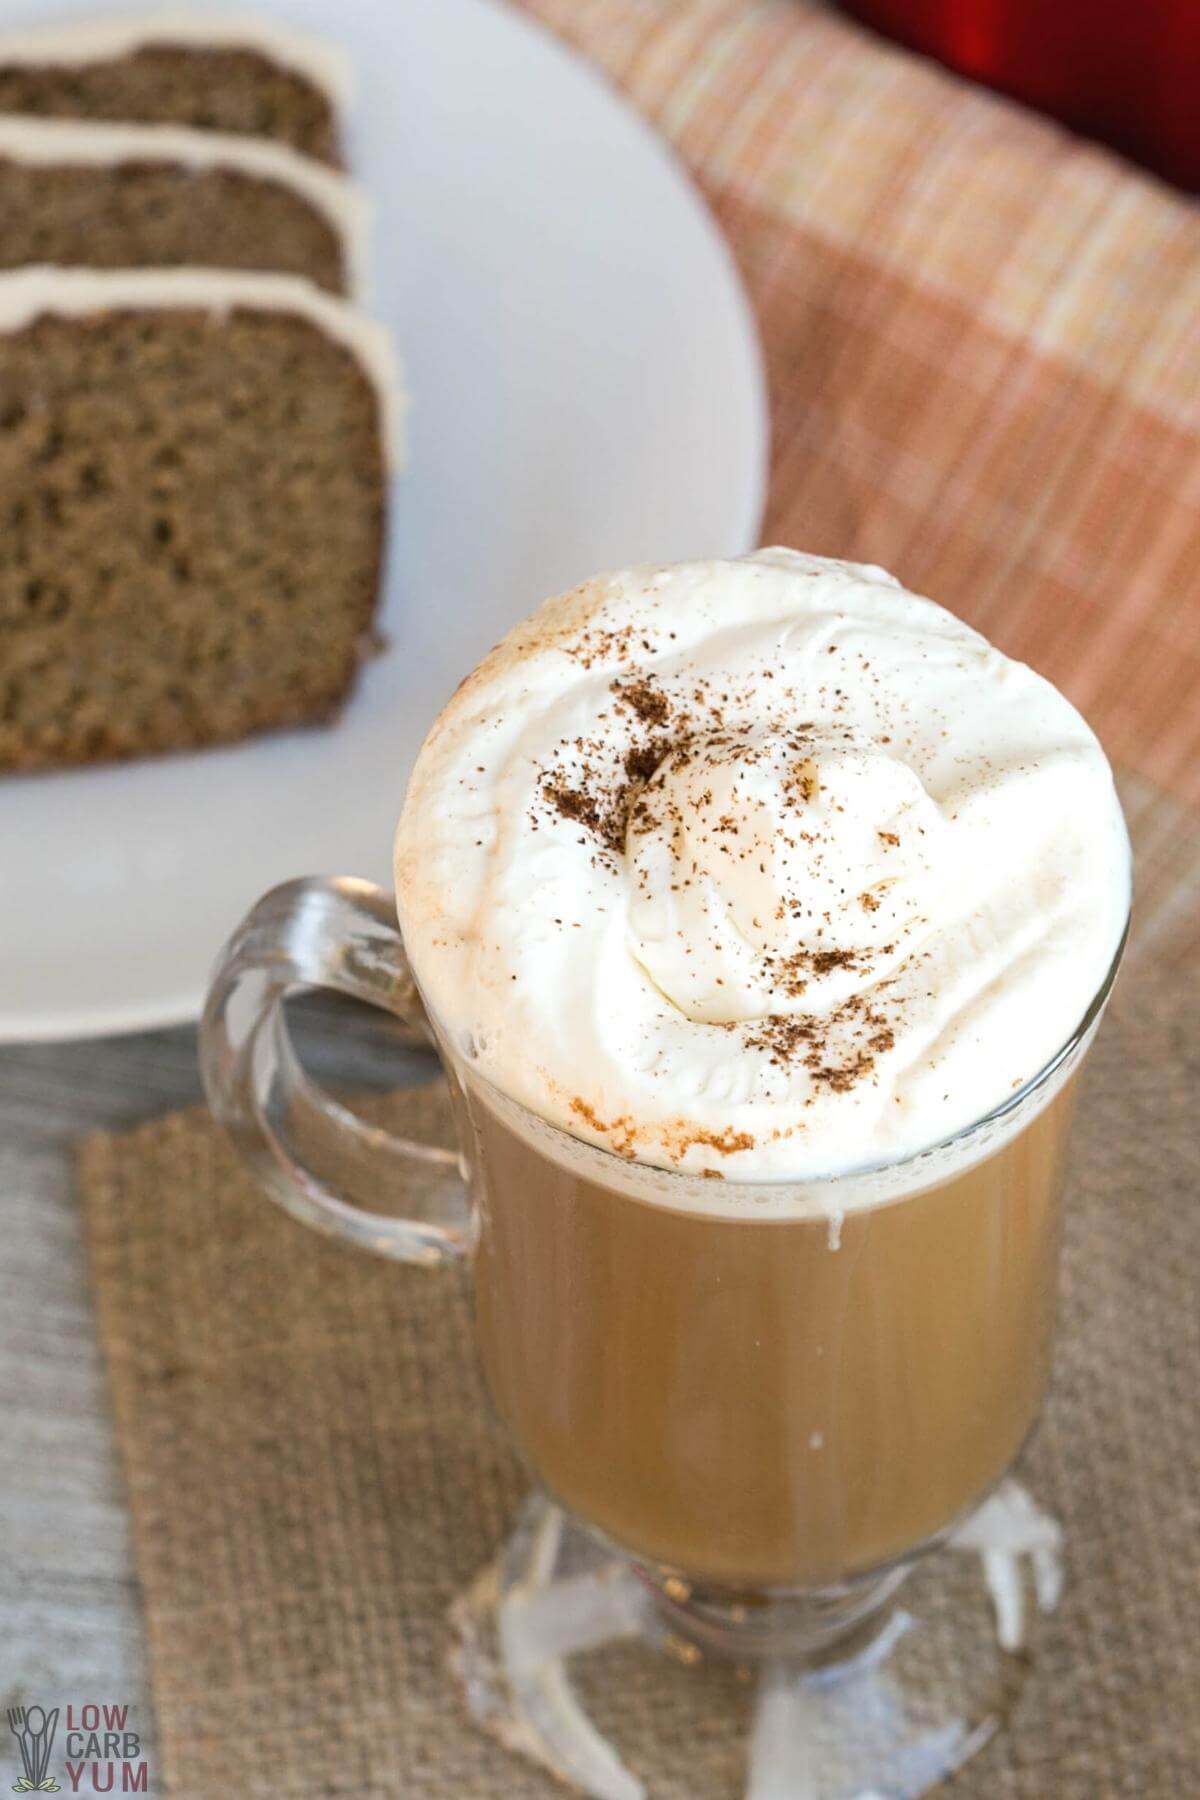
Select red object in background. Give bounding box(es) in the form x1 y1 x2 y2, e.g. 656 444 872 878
841 0 1200 192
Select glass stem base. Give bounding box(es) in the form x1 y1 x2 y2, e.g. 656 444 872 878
448 1481 1063 1800
636 1555 914 1665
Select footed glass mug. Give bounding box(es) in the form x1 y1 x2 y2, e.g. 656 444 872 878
201 873 1126 1799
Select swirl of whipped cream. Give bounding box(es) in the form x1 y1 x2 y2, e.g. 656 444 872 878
626 724 947 1024
395 551 1129 1182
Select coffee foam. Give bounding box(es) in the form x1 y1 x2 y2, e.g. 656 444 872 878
396 551 1130 1185
457 1009 1097 1224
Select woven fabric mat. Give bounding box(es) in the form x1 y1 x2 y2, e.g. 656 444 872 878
79 966 1199 1798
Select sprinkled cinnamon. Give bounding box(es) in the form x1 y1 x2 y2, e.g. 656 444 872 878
667 1124 756 1155
612 673 671 726
743 987 900 1092
569 1095 637 1156
542 780 621 851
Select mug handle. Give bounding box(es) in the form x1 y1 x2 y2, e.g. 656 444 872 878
199 875 472 1266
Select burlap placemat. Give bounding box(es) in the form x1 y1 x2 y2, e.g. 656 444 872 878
78 966 1199 1798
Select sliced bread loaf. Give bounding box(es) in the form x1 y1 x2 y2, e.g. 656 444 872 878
0 13 345 163
0 268 402 773
0 117 366 294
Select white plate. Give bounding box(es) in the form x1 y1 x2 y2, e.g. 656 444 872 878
0 0 767 1041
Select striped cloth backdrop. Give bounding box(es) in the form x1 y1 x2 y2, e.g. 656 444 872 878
518 0 1200 972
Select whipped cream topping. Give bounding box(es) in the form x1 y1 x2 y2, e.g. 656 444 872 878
626 723 948 1025
395 551 1129 1183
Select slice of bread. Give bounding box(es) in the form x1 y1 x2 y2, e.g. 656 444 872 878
0 117 368 294
0 13 347 164
0 268 403 773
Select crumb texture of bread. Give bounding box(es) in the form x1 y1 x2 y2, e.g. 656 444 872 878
0 308 386 771
0 161 347 290
0 46 340 162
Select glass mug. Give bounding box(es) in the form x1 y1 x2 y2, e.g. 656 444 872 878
200 873 1127 1795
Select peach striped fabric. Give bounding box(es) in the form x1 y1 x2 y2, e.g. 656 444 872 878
519 0 1200 968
